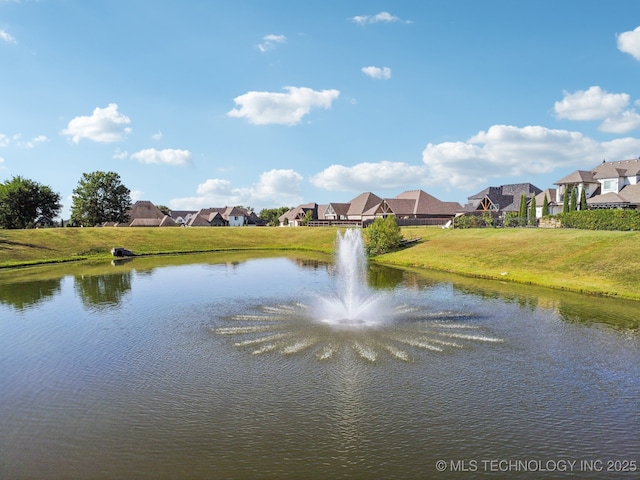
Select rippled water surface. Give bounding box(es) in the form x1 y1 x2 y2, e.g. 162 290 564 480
0 254 638 479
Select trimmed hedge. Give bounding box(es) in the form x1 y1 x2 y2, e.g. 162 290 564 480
556 210 640 230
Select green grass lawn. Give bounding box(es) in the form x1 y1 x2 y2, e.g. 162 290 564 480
385 227 640 300
0 226 340 267
1 226 639 301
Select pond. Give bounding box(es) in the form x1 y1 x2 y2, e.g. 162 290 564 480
0 246 638 479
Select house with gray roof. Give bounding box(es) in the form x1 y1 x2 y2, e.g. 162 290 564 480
555 158 640 210
278 203 318 226
187 206 264 227
118 200 178 227
534 188 562 217
169 210 197 226
460 183 542 217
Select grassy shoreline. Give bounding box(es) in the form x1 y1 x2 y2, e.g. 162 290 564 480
1 227 639 301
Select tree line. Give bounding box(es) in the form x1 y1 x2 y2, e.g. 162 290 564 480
0 171 292 229
0 171 132 228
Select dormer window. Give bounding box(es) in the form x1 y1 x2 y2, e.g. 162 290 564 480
603 180 616 192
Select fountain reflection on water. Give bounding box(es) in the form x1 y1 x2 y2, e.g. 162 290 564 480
216 229 503 362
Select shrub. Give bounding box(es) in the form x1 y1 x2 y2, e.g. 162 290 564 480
364 215 403 255
556 210 640 230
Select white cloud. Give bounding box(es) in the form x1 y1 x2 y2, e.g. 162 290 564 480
421 124 640 190
361 66 392 80
554 86 629 121
130 148 192 166
258 34 286 52
599 109 640 133
350 11 410 25
554 86 640 133
113 148 128 160
617 26 640 61
227 86 340 125
0 28 16 44
21 135 48 148
152 131 162 140
170 169 304 210
0 133 48 148
310 161 429 192
61 103 132 143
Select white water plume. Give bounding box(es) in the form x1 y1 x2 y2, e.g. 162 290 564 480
314 229 390 327
214 229 504 363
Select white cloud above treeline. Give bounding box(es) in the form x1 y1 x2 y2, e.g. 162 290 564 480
361 66 391 80
258 34 286 52
61 104 131 143
170 169 304 210
554 86 640 133
617 26 640 61
227 86 340 125
350 11 411 25
311 161 428 191
130 148 192 166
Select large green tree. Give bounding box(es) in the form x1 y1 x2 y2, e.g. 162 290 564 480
258 206 291 226
70 171 132 226
0 176 61 229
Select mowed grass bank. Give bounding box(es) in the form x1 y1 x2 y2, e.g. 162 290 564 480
0 227 339 267
384 227 640 300
1 226 639 300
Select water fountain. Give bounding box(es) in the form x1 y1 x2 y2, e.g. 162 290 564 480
314 228 389 327
216 228 503 362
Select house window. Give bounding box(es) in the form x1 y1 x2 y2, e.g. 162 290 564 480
603 180 615 192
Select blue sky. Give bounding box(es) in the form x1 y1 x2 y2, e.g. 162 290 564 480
2 0 640 219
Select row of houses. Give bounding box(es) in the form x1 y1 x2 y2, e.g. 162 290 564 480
278 189 462 227
106 201 265 227
111 157 640 228
279 158 640 227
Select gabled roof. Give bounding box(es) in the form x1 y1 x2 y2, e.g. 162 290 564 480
126 200 178 227
187 214 213 226
327 202 350 216
245 211 266 226
619 183 640 204
128 200 166 220
464 183 542 212
223 206 246 217
534 188 558 205
587 192 628 206
592 159 640 180
159 215 178 227
347 192 382 216
380 198 416 216
555 170 597 185
395 189 463 215
278 203 317 222
317 204 328 218
170 210 197 220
